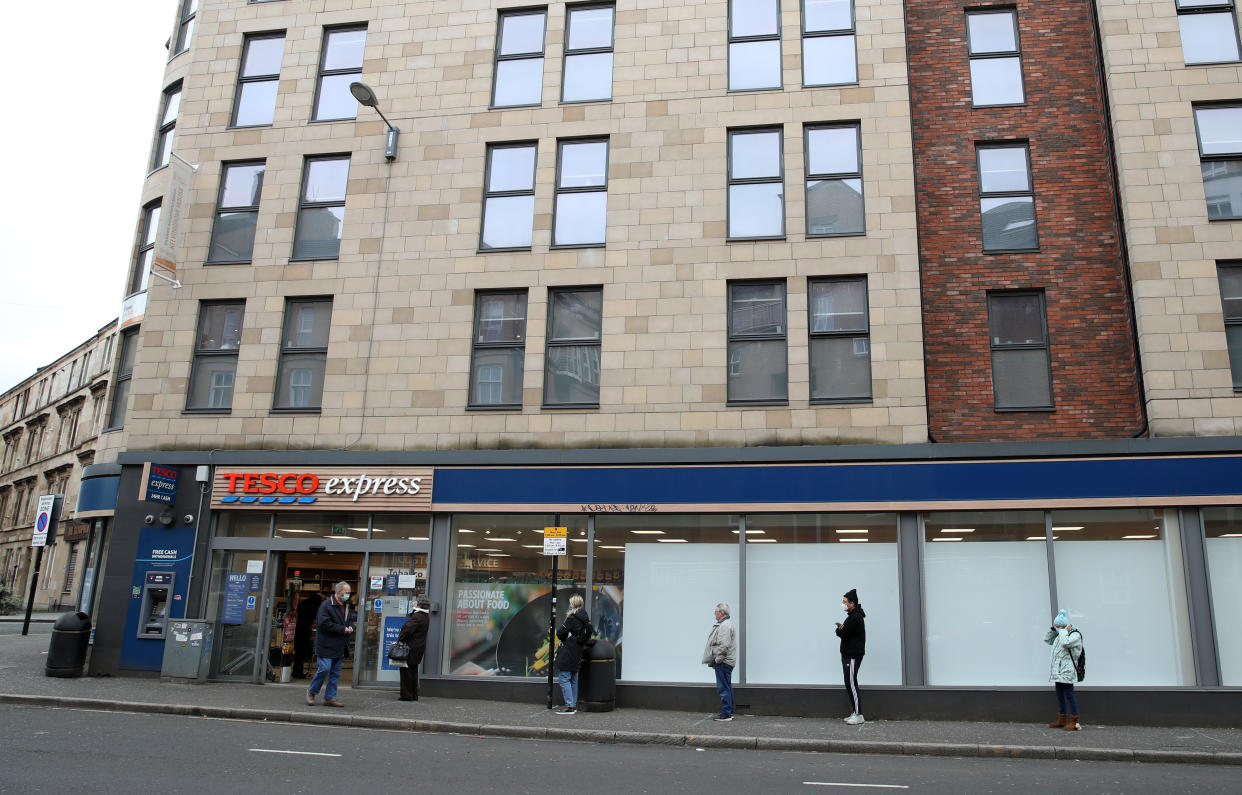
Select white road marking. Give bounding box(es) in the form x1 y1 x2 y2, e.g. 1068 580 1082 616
248 748 342 757
803 783 909 790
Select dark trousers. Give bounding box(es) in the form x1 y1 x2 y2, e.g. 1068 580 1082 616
714 663 734 717
1055 682 1078 716
842 655 863 714
399 660 420 700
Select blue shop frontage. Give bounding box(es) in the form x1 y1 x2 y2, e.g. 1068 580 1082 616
78 439 1242 725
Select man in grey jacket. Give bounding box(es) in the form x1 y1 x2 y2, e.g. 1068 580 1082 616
701 602 737 722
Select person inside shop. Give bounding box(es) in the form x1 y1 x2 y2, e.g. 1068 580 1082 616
554 594 595 715
835 588 866 726
306 581 355 708
293 591 322 678
701 602 737 722
396 597 432 702
1045 609 1084 731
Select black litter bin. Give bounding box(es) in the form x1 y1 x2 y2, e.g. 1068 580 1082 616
578 638 617 712
46 611 91 678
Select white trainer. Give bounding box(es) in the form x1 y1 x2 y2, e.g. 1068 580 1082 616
843 713 856 722
844 713 865 725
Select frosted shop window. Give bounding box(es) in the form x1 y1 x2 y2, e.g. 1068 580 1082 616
1202 507 1242 685
1050 509 1194 686
923 511 1052 686
744 513 899 685
444 514 587 677
592 514 740 683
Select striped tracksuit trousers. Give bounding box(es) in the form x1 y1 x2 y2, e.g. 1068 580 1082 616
842 655 863 715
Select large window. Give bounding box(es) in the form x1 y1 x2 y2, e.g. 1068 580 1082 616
273 298 332 411
809 277 871 401
186 302 244 411
544 287 602 407
562 4 614 103
805 123 863 236
728 128 784 239
493 9 546 108
1202 507 1242 685
1218 262 1242 389
481 143 537 251
988 291 1052 410
313 26 367 121
727 280 787 404
129 202 161 295
106 330 139 429
977 144 1038 250
152 83 181 171
553 138 609 247
292 156 350 260
965 10 1025 106
1193 104 1242 220
208 162 265 264
924 511 1052 685
729 0 782 91
802 0 856 86
232 33 284 127
745 513 899 684
469 291 528 408
592 514 740 682
1051 509 1193 686
1176 0 1241 65
174 0 197 54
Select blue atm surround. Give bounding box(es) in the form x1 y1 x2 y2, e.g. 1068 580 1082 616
120 526 196 671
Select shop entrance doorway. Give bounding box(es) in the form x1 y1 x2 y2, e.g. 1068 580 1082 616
272 551 363 682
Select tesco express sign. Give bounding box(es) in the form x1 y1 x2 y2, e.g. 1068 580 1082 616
215 468 430 508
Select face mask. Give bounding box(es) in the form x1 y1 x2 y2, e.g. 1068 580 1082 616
340 594 350 602
842 603 849 612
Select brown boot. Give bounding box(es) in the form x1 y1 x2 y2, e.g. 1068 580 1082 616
324 698 345 708
1064 715 1081 731
1048 713 1066 728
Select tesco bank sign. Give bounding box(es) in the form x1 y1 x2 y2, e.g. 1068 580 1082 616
211 467 433 511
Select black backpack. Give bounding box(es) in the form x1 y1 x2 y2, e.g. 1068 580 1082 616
1072 630 1086 682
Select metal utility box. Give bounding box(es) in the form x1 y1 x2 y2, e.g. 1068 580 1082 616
160 619 214 681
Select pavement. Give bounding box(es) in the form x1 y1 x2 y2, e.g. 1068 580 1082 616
2 623 1241 767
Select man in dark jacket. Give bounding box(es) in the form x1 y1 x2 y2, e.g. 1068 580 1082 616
306 581 356 707
292 592 321 678
396 597 431 701
835 588 866 725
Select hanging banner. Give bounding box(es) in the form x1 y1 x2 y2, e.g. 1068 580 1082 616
153 155 194 276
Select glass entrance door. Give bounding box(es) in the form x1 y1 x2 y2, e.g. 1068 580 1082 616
271 551 363 683
359 551 429 684
206 549 268 680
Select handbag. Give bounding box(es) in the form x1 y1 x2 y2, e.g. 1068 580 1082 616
388 640 411 662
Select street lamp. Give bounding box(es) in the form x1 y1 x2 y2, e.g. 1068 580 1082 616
350 81 399 161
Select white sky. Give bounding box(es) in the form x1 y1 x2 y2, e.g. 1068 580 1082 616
0 2 175 393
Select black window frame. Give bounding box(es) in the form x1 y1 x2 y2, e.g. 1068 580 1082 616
965 8 1026 108
808 275 872 403
1218 261 1242 390
804 121 865 238
480 141 539 253
987 289 1054 411
291 154 351 261
312 25 368 122
727 126 786 241
1192 103 1242 221
230 32 286 128
186 300 245 413
105 329 139 431
801 0 858 87
726 279 789 406
468 289 529 410
552 137 610 248
543 286 604 408
151 82 181 172
174 0 197 55
729 0 783 92
561 3 615 104
272 297 333 413
129 200 162 296
1175 0 1242 66
976 141 1039 252
492 7 548 109
207 160 266 265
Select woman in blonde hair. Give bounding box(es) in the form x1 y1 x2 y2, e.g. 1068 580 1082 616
554 593 594 715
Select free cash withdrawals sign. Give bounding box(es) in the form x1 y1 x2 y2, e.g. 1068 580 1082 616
542 526 567 556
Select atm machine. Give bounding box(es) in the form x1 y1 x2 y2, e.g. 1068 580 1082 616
137 572 174 638
119 527 195 671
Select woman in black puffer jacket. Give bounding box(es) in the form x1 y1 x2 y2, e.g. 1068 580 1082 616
554 594 594 715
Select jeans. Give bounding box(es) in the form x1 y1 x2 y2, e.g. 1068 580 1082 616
558 670 579 708
1055 682 1079 716
308 656 343 701
714 663 734 717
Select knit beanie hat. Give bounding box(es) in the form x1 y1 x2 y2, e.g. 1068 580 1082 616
843 588 859 604
1053 609 1069 627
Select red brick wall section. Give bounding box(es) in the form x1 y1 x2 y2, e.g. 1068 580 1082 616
906 0 1144 441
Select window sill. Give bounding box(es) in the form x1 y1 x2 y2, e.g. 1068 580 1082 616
146 164 170 179
205 259 252 266
806 231 866 239
308 116 358 124
541 403 600 410
559 97 612 105
287 256 340 263
227 124 274 130
726 235 786 243
810 397 873 405
1207 216 1242 222
466 404 523 411
982 246 1040 254
549 243 606 250
183 408 232 415
726 400 789 407
994 406 1056 413
972 102 1027 109
477 246 533 254
489 102 543 111
270 408 322 414
727 86 784 93
1185 60 1242 67
803 81 860 89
